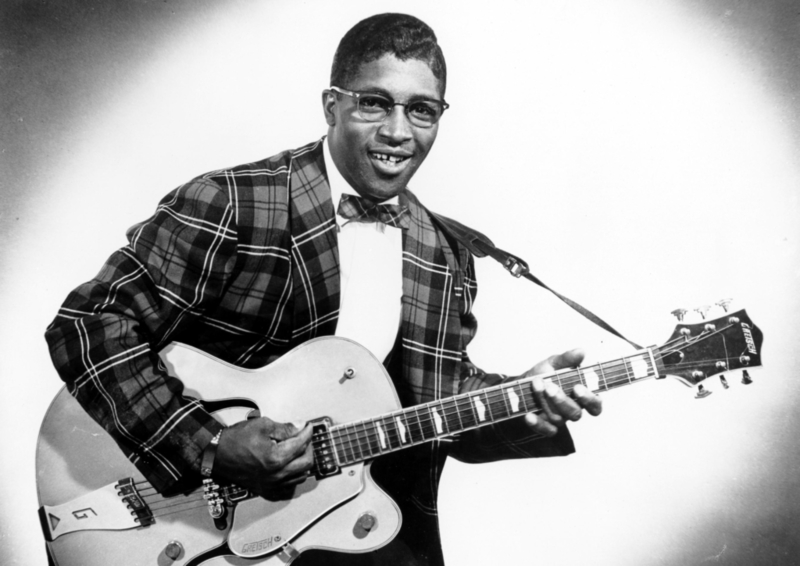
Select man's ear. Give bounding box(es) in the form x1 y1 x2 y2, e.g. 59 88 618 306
321 90 337 127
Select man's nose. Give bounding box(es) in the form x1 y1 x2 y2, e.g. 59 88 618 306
378 105 413 142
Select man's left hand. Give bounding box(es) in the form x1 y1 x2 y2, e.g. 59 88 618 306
519 348 602 437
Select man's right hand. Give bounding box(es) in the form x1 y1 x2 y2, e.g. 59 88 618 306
213 417 314 499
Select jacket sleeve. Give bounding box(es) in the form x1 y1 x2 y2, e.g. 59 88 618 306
448 254 575 463
44 178 237 494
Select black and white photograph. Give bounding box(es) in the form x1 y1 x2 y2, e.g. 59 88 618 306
2 1 798 564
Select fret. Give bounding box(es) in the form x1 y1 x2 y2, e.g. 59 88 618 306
374 419 388 451
580 366 601 393
502 384 522 415
512 382 532 414
440 398 462 434
394 414 409 445
550 371 564 390
457 393 481 429
429 404 446 436
472 392 488 423
621 357 634 385
480 390 497 422
406 407 426 443
382 414 402 450
356 421 378 459
421 406 439 440
367 420 384 456
485 388 509 421
354 422 370 460
563 369 582 393
495 385 512 418
645 348 660 379
341 423 362 463
596 361 610 391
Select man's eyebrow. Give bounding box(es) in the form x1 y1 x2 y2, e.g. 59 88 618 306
357 86 442 102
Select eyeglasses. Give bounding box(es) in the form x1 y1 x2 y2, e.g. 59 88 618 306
329 86 449 128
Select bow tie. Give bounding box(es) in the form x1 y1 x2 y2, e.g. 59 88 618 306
337 193 411 230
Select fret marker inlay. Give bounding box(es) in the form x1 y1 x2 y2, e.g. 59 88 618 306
432 408 443 434
631 357 649 379
583 369 600 392
395 417 407 444
474 397 486 422
507 389 520 412
376 423 386 450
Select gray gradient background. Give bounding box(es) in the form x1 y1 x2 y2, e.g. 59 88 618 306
2 1 799 564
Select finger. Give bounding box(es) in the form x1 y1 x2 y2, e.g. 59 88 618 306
527 347 585 377
272 424 314 463
572 384 603 416
267 419 300 441
524 412 558 437
549 348 585 371
532 377 563 426
545 382 583 422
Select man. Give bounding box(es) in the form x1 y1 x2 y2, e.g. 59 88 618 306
45 13 600 565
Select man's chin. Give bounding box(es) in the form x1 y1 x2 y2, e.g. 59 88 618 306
355 177 409 202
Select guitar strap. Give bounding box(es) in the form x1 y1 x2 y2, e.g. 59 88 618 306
429 211 643 350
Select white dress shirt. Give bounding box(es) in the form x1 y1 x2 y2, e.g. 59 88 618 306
324 138 403 363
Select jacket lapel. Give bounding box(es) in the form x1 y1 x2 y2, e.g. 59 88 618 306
398 189 464 406
288 139 340 345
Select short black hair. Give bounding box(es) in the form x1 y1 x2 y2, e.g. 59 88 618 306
330 13 447 96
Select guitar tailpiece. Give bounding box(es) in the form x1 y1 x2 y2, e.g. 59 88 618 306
202 479 226 519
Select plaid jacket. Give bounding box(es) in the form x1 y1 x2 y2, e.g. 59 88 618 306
45 138 573 504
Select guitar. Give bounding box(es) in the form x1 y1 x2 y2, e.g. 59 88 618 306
37 308 763 565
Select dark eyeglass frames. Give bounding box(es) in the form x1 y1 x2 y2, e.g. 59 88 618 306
329 86 449 128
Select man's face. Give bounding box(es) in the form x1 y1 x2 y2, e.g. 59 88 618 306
323 54 442 202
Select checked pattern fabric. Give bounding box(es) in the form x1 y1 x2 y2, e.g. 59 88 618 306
45 138 573 499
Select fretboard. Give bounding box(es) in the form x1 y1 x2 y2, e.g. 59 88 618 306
324 349 661 466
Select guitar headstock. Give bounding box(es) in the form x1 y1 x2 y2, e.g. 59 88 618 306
654 308 763 397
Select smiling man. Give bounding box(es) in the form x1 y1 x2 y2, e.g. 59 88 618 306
45 13 600 566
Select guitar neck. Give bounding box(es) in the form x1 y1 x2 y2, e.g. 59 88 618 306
327 348 662 466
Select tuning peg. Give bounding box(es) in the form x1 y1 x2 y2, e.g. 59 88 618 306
719 375 730 389
694 305 711 320
741 370 753 385
671 308 688 321
715 298 733 312
695 384 712 399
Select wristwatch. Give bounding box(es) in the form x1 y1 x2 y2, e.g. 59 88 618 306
200 430 223 478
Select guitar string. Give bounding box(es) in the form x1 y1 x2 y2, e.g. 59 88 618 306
328 357 728 460
136 357 735 517
129 324 741 517
326 332 739 462
329 361 652 458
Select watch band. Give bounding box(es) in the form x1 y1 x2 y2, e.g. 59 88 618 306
200 430 223 478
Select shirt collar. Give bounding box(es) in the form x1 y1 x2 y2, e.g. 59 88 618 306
323 137 399 228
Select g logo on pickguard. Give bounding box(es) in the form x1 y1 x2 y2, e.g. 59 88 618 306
72 508 97 520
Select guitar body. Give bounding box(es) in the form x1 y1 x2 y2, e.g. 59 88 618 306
37 337 403 565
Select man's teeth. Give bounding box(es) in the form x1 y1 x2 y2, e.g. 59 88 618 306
371 153 407 164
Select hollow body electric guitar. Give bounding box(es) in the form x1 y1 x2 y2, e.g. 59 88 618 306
37 308 763 565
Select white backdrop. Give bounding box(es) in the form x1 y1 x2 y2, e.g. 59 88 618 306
2 1 799 564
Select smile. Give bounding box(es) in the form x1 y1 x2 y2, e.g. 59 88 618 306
370 152 409 165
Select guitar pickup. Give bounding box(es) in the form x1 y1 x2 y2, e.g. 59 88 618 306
310 417 340 479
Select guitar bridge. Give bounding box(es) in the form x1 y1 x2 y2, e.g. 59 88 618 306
310 417 340 478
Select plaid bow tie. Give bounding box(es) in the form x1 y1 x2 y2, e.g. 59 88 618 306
337 193 411 230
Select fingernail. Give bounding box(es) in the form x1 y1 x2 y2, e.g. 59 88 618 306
545 383 559 397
